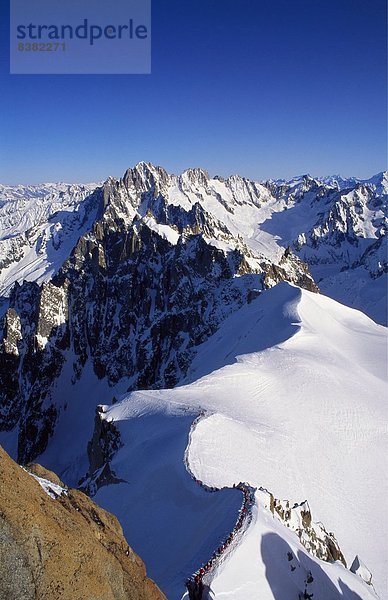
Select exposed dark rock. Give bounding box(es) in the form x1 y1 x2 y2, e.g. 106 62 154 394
268 492 346 567
79 406 125 495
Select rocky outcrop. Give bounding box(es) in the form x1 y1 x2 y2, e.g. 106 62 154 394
0 280 66 463
262 248 319 293
291 182 387 269
25 461 65 488
350 556 373 587
255 487 349 568
0 445 165 600
79 405 125 495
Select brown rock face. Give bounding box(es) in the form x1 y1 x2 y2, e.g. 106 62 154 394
0 446 165 600
25 462 65 488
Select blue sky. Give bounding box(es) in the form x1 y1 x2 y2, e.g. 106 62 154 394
0 0 386 183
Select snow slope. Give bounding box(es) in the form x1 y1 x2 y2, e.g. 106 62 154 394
88 283 387 599
0 182 99 296
94 412 242 599
200 494 377 600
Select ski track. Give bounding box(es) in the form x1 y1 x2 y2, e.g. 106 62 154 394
183 413 256 599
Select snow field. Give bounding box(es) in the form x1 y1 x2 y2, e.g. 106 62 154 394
95 283 387 598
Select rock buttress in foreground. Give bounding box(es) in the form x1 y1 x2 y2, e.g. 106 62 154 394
0 445 165 600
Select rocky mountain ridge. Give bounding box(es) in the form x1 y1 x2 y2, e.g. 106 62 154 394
1 165 385 317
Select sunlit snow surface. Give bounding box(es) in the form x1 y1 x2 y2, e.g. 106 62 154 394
89 283 387 600
0 182 99 295
27 472 67 499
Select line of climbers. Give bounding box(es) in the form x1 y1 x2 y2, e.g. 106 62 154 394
186 481 256 600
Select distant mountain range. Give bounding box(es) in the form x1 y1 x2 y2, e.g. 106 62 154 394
1 166 386 323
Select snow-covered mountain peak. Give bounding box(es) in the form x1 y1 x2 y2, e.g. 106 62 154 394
122 162 170 194
180 167 210 186
320 171 388 195
364 170 388 196
1 164 386 323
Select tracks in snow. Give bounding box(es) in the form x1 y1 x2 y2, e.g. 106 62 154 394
184 412 256 600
